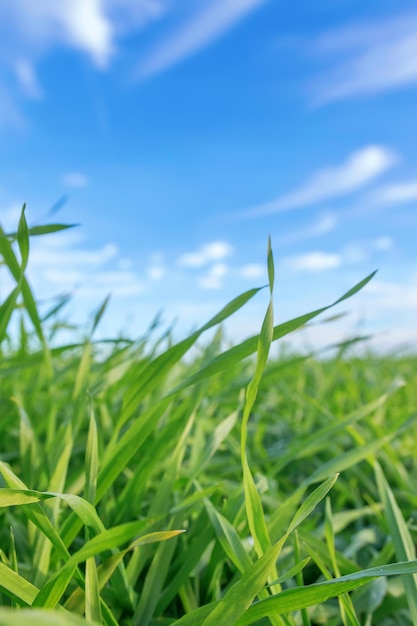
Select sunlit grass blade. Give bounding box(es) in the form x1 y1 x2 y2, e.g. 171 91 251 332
121 287 264 425
0 561 40 605
73 341 92 400
85 403 99 505
28 223 79 236
0 464 73 563
235 561 417 625
199 476 338 626
17 204 30 272
0 608 101 626
200 536 287 626
0 285 21 345
34 525 184 609
272 389 398 476
241 239 274 559
168 271 377 395
89 294 111 338
375 462 417 624
204 499 253 573
325 498 361 626
301 435 392 487
85 556 102 624
65 530 183 614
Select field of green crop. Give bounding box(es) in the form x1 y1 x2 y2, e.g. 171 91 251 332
1 208 417 626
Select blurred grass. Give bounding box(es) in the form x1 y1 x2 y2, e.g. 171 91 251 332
1 207 417 625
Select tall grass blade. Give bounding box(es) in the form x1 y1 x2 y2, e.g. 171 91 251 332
235 561 417 625
375 462 417 625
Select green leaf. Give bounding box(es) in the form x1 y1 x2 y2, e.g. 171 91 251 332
90 294 111 337
28 223 79 236
201 537 287 626
0 608 101 626
35 525 184 608
235 561 417 625
168 271 377 396
375 462 417 624
85 404 99 505
85 556 102 624
17 204 30 272
0 561 39 605
0 285 21 345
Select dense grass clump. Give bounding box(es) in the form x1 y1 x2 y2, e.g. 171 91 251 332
1 207 417 625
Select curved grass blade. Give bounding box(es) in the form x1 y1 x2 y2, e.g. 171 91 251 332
375 462 417 624
0 561 39 606
121 287 263 425
0 608 101 626
34 527 184 609
29 223 79 236
0 285 21 344
235 561 417 625
168 271 377 396
200 475 338 626
240 238 274 559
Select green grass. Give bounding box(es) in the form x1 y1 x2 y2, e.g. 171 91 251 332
1 207 417 625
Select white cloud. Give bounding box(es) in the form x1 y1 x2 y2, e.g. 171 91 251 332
178 241 234 267
284 251 341 272
242 145 396 218
239 263 265 279
0 1 165 88
198 262 228 290
275 212 337 245
148 266 165 280
365 280 417 311
62 172 89 188
43 267 144 296
21 230 144 298
373 237 393 251
370 181 417 204
136 0 269 78
14 59 43 99
311 12 417 103
30 242 118 267
0 1 113 68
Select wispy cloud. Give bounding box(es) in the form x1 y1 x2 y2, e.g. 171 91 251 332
241 145 396 218
239 263 265 279
310 12 417 104
178 241 234 268
27 230 145 299
31 241 118 267
283 234 393 274
283 251 341 272
275 213 337 245
0 0 165 114
148 266 165 280
370 181 417 205
366 279 417 311
0 1 113 68
198 262 228 290
62 172 89 188
373 236 393 251
136 0 269 79
14 59 43 99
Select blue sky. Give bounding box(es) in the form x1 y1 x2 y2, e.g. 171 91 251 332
1 0 417 351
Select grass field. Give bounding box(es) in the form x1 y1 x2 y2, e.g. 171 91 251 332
1 208 417 626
